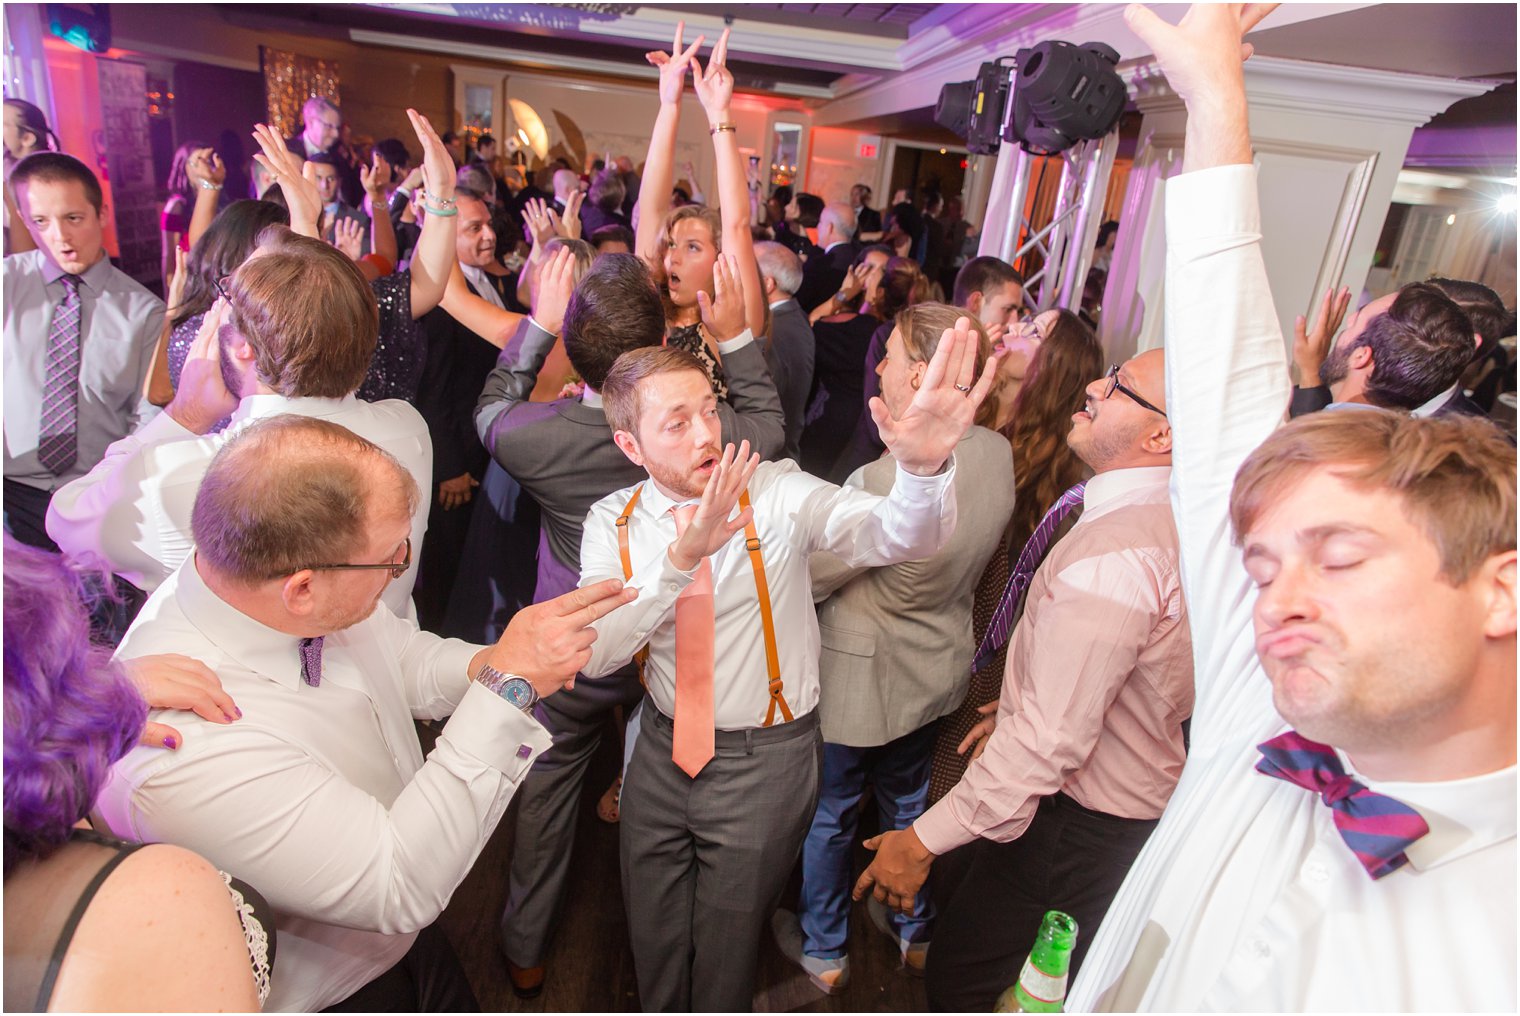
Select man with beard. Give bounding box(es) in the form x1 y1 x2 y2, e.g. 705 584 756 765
579 320 995 1010
47 227 434 618
94 413 637 1011
852 350 1193 1010
1290 280 1477 418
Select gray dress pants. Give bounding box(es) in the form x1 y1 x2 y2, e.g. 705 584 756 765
499 666 644 967
620 706 822 1012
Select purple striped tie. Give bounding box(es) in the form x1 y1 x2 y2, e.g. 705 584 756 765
38 274 83 475
971 481 1086 673
1256 730 1429 879
299 636 325 687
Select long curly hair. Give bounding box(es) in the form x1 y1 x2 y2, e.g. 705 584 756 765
3 537 146 874
1002 310 1104 555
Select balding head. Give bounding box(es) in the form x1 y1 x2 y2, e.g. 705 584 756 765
191 415 419 586
754 241 803 298
1068 348 1172 472
552 169 579 201
819 202 857 247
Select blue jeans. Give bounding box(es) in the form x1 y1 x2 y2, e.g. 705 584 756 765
799 722 937 959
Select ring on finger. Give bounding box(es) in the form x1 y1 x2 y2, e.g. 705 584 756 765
954 383 972 394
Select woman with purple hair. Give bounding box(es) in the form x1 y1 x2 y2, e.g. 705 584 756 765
3 536 272 1010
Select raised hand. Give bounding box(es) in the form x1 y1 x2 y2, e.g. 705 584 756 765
125 654 241 751
332 216 365 260
490 577 638 697
956 700 999 759
691 27 735 118
166 298 240 434
361 153 392 200
1293 284 1352 386
532 244 577 336
523 198 558 248
252 122 321 236
645 20 705 106
840 260 880 303
561 188 584 240
669 440 761 572
186 147 225 190
407 107 456 204
697 252 746 342
1123 4 1277 105
872 316 999 476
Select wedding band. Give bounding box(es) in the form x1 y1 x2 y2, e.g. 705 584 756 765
954 383 971 393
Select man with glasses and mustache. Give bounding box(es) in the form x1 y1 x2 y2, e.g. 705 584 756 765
852 346 1194 1011
94 413 637 1011
47 227 433 619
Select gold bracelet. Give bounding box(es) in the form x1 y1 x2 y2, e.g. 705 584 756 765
709 122 737 136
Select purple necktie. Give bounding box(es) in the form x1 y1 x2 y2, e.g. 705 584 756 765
299 636 325 687
1256 730 1429 880
39 274 83 475
971 481 1087 673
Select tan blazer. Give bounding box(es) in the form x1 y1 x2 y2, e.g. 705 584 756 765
810 426 1015 747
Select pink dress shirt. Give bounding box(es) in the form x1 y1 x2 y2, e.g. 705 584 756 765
914 465 1193 856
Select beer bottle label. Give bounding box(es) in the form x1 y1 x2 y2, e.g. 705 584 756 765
1018 957 1068 1006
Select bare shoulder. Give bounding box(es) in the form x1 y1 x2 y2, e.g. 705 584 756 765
49 842 261 1012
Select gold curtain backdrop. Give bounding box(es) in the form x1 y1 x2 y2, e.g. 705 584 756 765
261 46 340 139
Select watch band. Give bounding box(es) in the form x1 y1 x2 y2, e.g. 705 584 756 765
475 663 539 713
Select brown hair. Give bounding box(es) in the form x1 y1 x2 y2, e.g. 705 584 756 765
895 303 995 427
563 253 665 390
601 345 708 437
663 204 723 254
1002 310 1104 556
190 415 420 584
875 256 929 323
1231 411 1516 583
11 152 103 213
229 226 378 398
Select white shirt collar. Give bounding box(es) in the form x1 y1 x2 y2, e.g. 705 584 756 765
461 264 506 311
1338 750 1517 873
230 393 361 426
177 556 308 691
768 297 793 310
580 386 603 408
1080 465 1171 521
825 240 846 253
1412 383 1460 418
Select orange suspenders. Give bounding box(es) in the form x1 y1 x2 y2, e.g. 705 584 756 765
614 485 793 727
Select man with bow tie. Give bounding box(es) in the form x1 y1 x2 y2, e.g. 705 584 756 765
1066 4 1517 1011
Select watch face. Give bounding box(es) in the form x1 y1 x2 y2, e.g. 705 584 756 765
502 677 536 708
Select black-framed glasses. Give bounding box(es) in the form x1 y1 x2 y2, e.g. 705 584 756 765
308 537 412 580
1103 364 1167 418
211 274 233 303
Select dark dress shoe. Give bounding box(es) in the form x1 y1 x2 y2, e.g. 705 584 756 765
506 960 546 999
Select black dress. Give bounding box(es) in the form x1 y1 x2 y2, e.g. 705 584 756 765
799 312 882 481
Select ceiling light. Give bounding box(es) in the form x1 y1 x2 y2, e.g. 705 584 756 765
1446 213 1457 226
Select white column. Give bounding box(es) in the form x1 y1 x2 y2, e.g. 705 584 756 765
1101 56 1492 362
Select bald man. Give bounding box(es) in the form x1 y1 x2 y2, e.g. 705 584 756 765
854 350 1194 1011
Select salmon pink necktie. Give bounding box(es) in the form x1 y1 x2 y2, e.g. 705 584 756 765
670 504 715 778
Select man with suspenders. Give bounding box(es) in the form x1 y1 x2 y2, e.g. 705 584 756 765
578 321 997 1010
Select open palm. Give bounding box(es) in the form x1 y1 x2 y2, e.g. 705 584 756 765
872 317 999 476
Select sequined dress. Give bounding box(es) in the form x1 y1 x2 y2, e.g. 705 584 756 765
666 322 729 401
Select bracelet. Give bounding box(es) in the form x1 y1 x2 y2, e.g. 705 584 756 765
422 204 458 217
708 122 737 136
197 181 223 191
422 190 456 207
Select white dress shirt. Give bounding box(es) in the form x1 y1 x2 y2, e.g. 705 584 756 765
579 457 956 730
93 558 552 1012
461 263 507 310
3 250 164 489
1069 165 1517 1012
45 392 431 618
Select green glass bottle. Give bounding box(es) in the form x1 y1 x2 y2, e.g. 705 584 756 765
993 910 1078 1013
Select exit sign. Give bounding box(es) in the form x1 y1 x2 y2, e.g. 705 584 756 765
858 134 881 159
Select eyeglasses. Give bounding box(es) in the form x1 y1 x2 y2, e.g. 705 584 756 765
211 274 233 303
1102 364 1167 418
308 537 412 580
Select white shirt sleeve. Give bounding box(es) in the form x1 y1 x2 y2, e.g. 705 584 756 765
801 458 958 566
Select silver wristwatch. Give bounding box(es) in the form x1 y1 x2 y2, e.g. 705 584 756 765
475 663 538 713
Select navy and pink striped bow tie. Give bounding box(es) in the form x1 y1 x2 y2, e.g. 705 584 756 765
1255 730 1429 880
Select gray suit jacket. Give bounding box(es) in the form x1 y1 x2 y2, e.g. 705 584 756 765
810 426 1015 747
763 300 816 462
475 321 786 604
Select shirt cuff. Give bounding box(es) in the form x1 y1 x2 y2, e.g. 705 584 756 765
1165 164 1260 250
527 315 554 337
914 797 974 856
438 681 553 780
717 328 755 356
892 454 956 496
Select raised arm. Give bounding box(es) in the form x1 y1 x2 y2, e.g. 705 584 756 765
705 253 785 458
184 148 224 252
636 22 704 265
441 263 527 348
693 29 768 337
405 108 458 317
143 247 188 407
252 124 321 238
362 155 399 269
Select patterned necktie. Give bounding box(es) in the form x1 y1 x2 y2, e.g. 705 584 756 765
971 480 1087 673
1256 730 1430 879
670 504 715 778
299 636 325 688
39 274 83 475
